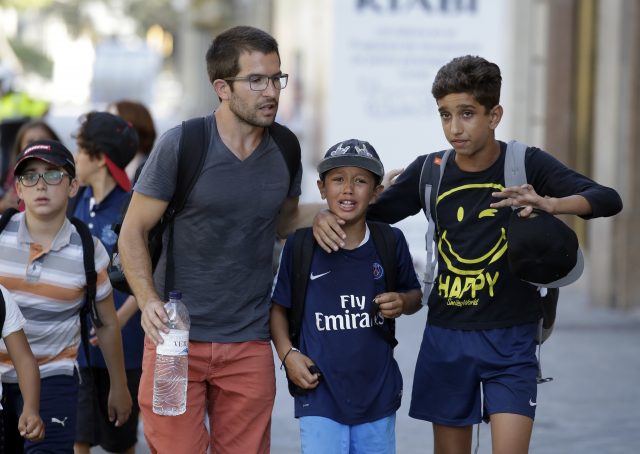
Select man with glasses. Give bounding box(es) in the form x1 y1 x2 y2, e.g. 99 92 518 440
0 139 131 453
119 26 306 453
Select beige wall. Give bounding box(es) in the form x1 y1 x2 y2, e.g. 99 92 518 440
540 0 638 310
590 0 640 309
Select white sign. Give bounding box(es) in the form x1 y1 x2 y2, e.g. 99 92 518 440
324 0 511 257
326 0 510 171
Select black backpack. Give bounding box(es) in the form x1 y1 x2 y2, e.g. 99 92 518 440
0 208 101 365
108 117 301 297
0 286 6 335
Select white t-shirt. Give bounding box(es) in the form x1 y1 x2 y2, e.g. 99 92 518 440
0 285 27 406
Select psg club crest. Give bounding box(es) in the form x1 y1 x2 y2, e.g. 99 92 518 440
373 262 384 280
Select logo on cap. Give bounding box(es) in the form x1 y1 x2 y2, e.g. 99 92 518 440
24 144 52 155
354 143 373 157
331 142 351 156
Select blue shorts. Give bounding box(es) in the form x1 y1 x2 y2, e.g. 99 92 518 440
299 414 396 454
2 373 79 453
409 323 538 427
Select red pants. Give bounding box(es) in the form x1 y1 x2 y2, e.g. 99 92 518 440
139 337 276 454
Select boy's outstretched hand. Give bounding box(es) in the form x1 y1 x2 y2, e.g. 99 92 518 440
284 350 321 391
492 184 594 217
491 184 551 216
18 411 45 442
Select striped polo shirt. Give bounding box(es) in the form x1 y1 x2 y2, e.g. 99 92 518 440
0 211 112 382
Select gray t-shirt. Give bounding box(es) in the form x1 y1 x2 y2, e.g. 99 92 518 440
135 115 302 342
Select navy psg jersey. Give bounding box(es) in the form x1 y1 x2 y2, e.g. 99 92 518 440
272 226 420 425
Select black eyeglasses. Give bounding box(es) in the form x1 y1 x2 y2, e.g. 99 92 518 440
224 74 288 91
18 170 71 187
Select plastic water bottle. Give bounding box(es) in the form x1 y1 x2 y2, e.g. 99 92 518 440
152 290 190 415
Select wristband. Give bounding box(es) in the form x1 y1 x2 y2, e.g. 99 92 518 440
280 347 300 370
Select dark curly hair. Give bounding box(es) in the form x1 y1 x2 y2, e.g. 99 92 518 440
74 112 106 159
431 55 502 112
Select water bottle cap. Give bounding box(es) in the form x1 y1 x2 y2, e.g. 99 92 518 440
169 290 182 299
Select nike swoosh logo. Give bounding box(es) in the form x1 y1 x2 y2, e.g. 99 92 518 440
529 399 537 407
310 271 331 280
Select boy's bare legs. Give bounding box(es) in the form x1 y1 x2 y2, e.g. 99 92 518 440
490 413 533 454
73 442 90 454
433 414 532 454
433 423 472 454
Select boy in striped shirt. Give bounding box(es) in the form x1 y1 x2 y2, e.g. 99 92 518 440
0 140 131 453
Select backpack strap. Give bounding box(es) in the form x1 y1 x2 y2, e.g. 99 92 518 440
368 222 397 291
69 218 101 328
367 221 398 348
163 117 208 297
0 208 10 333
504 140 528 193
289 227 315 348
69 217 100 369
418 150 452 296
269 122 301 193
170 117 209 216
0 287 5 336
0 207 18 232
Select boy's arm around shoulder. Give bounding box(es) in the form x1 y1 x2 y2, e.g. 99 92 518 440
93 292 132 427
367 155 426 224
4 330 44 441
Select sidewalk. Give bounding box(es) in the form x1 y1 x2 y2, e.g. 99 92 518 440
95 270 640 453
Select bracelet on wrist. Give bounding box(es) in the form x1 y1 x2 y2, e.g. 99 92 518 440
280 346 300 370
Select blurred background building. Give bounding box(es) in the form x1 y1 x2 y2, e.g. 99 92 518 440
0 0 638 311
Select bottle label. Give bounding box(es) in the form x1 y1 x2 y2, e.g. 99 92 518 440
156 329 189 356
